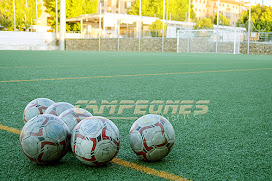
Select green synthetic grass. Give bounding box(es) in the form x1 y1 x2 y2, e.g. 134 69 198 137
0 51 271 181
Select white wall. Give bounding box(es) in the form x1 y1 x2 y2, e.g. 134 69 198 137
0 31 58 50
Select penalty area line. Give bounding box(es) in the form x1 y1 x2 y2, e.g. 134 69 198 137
0 124 190 181
0 68 271 83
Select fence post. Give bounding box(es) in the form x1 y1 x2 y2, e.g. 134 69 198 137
234 29 236 54
177 30 179 53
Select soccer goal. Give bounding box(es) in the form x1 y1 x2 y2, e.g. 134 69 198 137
177 29 241 54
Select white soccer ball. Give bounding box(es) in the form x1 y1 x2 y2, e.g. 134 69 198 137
129 114 175 161
44 102 74 117
23 98 55 123
59 108 93 133
71 116 120 166
20 114 70 164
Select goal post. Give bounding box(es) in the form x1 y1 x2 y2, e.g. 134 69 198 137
177 29 241 54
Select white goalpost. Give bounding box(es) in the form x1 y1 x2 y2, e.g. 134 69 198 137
177 29 241 54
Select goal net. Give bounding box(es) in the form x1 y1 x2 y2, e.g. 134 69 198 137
177 29 241 54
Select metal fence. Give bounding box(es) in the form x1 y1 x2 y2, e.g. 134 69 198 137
1 30 272 54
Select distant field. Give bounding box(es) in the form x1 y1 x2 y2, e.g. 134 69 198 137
0 51 271 180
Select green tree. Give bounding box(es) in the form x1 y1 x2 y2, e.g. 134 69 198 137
0 0 42 31
44 0 99 31
128 0 196 22
194 18 213 29
237 5 272 32
149 19 167 37
214 13 230 26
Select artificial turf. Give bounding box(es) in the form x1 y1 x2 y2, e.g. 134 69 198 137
0 51 271 180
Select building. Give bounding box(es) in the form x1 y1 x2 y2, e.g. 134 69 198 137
66 13 159 38
98 0 133 14
192 0 248 26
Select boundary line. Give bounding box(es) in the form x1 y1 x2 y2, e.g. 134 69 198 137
0 61 266 69
0 68 271 83
0 124 190 181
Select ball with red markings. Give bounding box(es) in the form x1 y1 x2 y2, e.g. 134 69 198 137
23 98 55 123
59 108 93 133
129 114 175 161
20 114 70 164
44 102 74 117
71 116 120 166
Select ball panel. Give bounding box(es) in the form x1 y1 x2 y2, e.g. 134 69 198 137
129 132 143 152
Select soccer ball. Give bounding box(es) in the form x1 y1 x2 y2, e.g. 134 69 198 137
44 102 74 117
20 114 70 164
71 116 120 166
129 114 175 161
59 108 93 133
23 98 55 123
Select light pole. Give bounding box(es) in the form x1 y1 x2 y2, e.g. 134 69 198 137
36 0 38 32
216 0 220 53
162 0 165 52
247 1 251 54
138 0 141 52
60 0 66 50
56 0 58 38
188 0 191 25
13 0 16 31
166 0 169 23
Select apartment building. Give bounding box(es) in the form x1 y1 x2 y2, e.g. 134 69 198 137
98 0 134 14
192 0 248 26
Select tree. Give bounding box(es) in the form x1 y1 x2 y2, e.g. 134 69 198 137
214 13 230 26
0 0 42 31
128 0 196 22
237 5 272 32
194 18 213 29
44 0 99 31
149 19 167 37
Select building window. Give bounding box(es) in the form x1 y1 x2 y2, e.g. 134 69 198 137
116 1 119 8
100 0 104 6
223 4 224 7
195 0 197 2
200 0 201 3
227 5 229 8
108 0 111 7
195 8 197 11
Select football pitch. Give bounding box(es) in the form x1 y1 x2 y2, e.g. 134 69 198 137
0 51 271 181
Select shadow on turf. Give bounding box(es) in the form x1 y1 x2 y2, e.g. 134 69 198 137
29 152 115 169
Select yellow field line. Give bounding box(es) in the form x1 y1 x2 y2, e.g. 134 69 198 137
1 68 271 83
0 124 21 135
0 61 265 69
112 158 189 181
0 124 190 181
